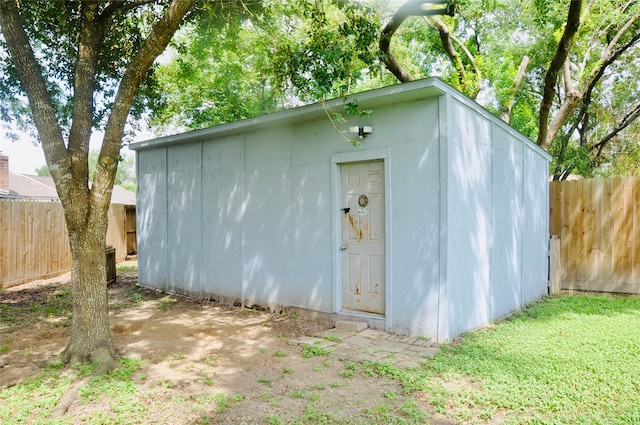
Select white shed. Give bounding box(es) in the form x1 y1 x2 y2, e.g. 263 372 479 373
131 78 550 342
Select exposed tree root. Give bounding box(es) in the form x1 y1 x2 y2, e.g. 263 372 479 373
51 377 89 419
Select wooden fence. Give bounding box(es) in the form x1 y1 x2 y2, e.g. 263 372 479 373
0 200 134 288
550 177 640 294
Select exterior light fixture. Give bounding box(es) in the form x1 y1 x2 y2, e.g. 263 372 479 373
349 125 374 139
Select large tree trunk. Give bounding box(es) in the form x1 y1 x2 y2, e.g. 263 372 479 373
63 222 115 369
0 0 197 370
536 0 582 149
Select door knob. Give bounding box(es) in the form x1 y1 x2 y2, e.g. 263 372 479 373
340 244 348 251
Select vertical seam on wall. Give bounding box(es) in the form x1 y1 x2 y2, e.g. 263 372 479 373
331 160 340 313
384 155 392 332
241 134 246 308
489 121 495 319
437 93 449 342
199 140 204 299
164 147 169 291
520 146 526 306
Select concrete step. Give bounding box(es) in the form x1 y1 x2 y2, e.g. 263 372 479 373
335 320 368 333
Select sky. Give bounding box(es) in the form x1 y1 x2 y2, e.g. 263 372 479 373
1 128 148 175
1 135 46 174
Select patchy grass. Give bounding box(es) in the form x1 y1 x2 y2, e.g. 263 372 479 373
156 296 178 310
0 285 73 330
3 280 639 424
115 261 138 273
301 345 333 359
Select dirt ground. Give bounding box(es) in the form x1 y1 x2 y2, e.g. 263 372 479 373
0 268 439 424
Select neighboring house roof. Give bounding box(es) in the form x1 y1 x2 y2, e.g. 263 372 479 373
6 173 58 200
1 173 136 205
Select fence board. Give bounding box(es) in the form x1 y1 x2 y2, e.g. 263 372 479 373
0 200 131 288
550 177 640 294
549 235 561 294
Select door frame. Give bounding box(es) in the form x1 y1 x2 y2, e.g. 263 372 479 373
331 148 392 329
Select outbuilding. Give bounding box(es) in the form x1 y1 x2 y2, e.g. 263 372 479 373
131 78 550 342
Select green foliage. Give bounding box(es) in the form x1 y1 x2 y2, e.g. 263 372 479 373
85 150 136 191
6 0 640 181
268 0 381 101
34 165 51 176
0 1 165 140
150 0 382 134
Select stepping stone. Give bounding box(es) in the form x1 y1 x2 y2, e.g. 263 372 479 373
313 329 353 340
358 328 388 340
335 321 367 332
288 336 323 346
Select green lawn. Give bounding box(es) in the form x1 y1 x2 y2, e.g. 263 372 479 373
377 293 640 424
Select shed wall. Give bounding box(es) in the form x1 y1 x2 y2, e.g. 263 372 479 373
137 96 444 334
440 94 549 340
138 149 168 290
491 126 524 318
201 137 244 300
135 80 550 341
443 96 494 339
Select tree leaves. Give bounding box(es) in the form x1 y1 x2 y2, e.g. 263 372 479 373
150 0 382 133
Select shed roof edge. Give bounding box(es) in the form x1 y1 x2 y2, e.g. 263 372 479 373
130 78 447 151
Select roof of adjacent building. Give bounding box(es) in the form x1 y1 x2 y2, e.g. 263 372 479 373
1 172 136 205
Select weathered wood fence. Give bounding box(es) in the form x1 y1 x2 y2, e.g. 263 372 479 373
550 177 640 294
0 200 134 288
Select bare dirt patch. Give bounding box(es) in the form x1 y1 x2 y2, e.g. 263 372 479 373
0 269 433 424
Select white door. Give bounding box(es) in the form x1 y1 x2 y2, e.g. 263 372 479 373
341 161 385 314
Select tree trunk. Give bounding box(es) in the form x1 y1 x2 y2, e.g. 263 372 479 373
62 203 116 371
536 0 583 149
1 0 197 371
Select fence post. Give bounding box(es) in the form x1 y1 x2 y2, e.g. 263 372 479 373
549 235 562 294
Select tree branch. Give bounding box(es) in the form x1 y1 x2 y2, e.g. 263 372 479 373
0 0 70 184
101 0 156 21
543 6 640 150
426 15 481 97
92 0 197 210
379 2 414 82
427 16 465 85
500 55 529 123
67 2 107 195
537 0 583 149
379 0 455 83
591 100 640 152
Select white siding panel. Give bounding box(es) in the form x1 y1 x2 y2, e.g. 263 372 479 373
289 163 333 310
201 137 244 300
167 144 202 296
522 146 550 302
491 127 524 318
444 98 492 340
388 137 441 337
242 159 292 308
137 149 168 290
